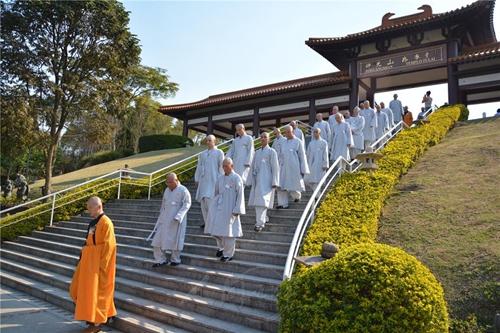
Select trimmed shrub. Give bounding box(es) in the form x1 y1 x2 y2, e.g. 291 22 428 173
138 134 193 153
278 243 449 333
78 149 135 168
300 105 463 255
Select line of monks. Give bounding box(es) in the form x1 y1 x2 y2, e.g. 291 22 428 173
68 100 400 332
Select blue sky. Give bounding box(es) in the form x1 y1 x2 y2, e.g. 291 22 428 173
122 0 500 119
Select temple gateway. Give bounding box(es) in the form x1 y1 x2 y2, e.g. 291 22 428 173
160 1 500 139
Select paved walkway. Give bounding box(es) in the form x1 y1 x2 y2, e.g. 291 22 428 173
0 286 121 333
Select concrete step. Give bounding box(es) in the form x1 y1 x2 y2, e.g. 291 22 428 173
62 219 294 243
0 247 277 312
31 230 288 266
2 241 281 294
14 236 284 279
88 208 304 223
0 269 192 333
0 262 272 333
76 215 298 234
48 224 290 254
106 201 310 212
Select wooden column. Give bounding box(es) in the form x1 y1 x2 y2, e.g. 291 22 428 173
252 107 260 137
275 118 280 128
182 115 189 137
447 39 459 105
207 114 214 134
367 77 376 106
309 98 317 126
349 60 359 111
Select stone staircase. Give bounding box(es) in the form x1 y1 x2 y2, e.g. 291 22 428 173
0 181 312 333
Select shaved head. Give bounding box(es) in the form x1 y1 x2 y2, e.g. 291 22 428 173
87 196 103 218
87 196 102 208
166 172 179 190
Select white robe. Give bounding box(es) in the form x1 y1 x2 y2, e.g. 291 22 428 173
313 120 331 144
272 135 286 162
347 115 365 150
304 138 329 185
381 107 394 127
226 134 254 184
194 148 224 201
389 99 403 123
151 185 191 251
278 137 309 192
247 146 279 208
328 114 339 147
360 107 377 142
293 128 304 142
375 111 390 140
330 121 354 161
207 171 245 238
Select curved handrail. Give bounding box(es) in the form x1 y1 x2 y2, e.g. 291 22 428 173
282 114 422 280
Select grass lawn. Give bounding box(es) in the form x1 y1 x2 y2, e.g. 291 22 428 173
29 146 204 196
378 117 500 329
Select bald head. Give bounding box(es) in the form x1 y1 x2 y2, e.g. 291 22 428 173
316 113 323 122
313 127 321 139
166 172 179 190
335 113 344 123
222 157 234 175
331 105 339 115
260 132 270 147
205 134 216 149
284 125 294 139
235 124 246 136
87 196 103 218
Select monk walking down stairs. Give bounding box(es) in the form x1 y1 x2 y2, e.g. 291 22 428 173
70 196 117 333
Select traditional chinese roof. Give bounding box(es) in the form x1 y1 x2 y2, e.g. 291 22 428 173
307 1 496 70
449 42 500 63
159 71 349 114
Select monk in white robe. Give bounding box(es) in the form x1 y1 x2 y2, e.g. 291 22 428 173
389 94 404 124
360 100 377 149
347 106 365 159
150 173 191 266
304 127 329 191
194 135 224 229
375 104 390 145
226 124 254 184
247 132 279 232
290 120 304 143
327 105 340 147
277 125 309 208
330 113 354 162
207 157 245 262
272 127 286 159
380 101 394 127
313 113 331 145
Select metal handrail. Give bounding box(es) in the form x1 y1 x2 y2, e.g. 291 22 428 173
1 120 311 229
281 116 418 280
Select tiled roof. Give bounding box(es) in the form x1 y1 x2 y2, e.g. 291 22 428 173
306 1 495 46
449 42 500 63
159 71 349 113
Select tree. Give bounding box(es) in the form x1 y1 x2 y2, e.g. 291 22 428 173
1 0 141 195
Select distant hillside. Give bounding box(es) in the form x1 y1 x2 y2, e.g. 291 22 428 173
378 117 499 329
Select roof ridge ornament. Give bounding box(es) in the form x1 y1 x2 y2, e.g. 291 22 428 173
381 4 433 28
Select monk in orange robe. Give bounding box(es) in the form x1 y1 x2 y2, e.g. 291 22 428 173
70 196 117 333
403 106 414 127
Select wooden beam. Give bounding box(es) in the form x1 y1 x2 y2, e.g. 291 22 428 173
447 39 459 104
253 107 260 136
349 60 359 111
308 98 316 126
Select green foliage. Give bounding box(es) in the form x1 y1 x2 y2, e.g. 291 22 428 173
278 105 464 332
78 149 135 169
449 315 485 333
138 134 194 153
457 104 469 122
301 105 462 255
278 243 449 333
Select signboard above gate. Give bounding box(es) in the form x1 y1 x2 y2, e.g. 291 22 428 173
358 44 447 78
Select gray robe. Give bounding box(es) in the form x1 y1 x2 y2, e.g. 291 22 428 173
194 148 224 201
360 107 378 142
313 120 331 144
207 172 245 237
304 137 329 185
381 107 394 127
375 111 390 140
278 137 309 192
226 134 254 184
151 185 191 251
347 115 365 150
330 121 354 161
247 146 280 208
389 99 404 123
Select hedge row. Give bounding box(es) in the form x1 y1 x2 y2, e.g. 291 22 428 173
278 104 467 333
300 104 465 255
138 134 193 153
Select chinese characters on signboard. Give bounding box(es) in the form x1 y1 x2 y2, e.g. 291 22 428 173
358 45 447 78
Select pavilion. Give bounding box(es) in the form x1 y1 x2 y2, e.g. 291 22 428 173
160 1 500 138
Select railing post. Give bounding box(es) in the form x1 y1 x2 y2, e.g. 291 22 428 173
147 174 153 200
117 171 122 199
49 194 56 227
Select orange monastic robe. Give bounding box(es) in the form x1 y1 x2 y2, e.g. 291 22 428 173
70 215 117 324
